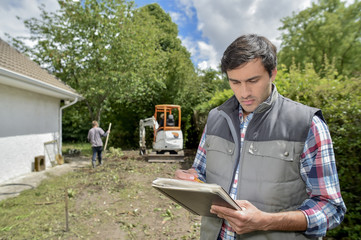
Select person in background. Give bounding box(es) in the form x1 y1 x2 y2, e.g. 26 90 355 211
175 34 346 239
87 120 109 168
158 113 164 129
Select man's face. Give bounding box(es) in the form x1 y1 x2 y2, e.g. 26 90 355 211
227 58 276 117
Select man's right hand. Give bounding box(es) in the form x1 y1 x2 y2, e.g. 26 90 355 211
175 168 199 181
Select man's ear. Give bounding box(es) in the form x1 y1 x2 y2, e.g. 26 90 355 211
271 68 277 82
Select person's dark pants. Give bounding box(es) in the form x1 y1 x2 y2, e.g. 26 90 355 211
92 146 103 167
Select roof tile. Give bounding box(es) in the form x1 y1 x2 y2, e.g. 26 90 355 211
0 38 78 94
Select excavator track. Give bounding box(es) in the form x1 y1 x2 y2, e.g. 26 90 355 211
146 150 184 163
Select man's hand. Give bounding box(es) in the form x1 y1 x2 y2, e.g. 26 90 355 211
210 200 268 234
175 168 198 181
210 200 307 234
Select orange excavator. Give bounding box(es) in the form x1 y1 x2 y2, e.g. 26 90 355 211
139 104 184 162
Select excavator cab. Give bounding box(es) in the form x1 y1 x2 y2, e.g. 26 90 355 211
154 105 181 131
139 104 184 162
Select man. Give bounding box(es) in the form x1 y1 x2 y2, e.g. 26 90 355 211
175 34 346 239
87 120 109 168
159 113 164 129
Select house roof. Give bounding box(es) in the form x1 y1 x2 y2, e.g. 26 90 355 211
0 38 81 100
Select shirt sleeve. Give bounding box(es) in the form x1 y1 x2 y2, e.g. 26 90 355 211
192 126 207 182
100 128 108 137
298 115 346 237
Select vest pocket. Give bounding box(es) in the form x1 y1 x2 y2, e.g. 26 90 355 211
248 140 302 161
243 140 305 183
205 135 235 155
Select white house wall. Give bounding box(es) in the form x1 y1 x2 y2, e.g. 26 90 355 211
0 84 60 183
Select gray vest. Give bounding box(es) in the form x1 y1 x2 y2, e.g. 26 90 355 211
201 87 323 240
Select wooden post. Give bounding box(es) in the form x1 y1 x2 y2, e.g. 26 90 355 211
104 123 112 152
65 188 69 231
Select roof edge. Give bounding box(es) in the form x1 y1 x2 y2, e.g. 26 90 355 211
0 67 83 100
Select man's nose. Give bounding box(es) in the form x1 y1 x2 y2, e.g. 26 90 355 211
240 83 251 98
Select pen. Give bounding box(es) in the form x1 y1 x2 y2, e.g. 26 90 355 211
180 170 204 183
194 177 204 183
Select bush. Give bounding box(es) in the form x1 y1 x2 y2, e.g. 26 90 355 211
277 63 361 239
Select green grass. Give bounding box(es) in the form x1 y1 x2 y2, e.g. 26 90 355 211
0 159 134 239
62 142 92 156
0 174 80 239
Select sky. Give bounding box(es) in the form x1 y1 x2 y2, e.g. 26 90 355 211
0 0 354 70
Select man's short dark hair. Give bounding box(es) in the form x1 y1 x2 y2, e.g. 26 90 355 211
221 34 277 77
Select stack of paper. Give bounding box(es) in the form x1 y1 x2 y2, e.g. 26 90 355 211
152 178 241 217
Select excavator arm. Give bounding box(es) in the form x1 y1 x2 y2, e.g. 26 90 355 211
139 116 158 155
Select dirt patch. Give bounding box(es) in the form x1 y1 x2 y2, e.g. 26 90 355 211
68 150 200 239
0 149 200 239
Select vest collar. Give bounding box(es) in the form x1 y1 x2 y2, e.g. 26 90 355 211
217 94 239 116
254 84 278 114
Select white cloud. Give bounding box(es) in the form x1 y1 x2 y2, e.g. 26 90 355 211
179 36 197 57
192 0 305 52
197 41 218 70
176 0 195 19
169 11 185 26
179 35 218 70
0 0 59 41
4 0 350 71
174 0 318 70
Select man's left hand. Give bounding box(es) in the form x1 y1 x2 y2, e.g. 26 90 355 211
210 200 269 234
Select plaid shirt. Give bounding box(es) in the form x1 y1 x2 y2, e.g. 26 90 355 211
192 105 346 238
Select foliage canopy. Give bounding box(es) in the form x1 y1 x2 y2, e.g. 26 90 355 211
278 0 361 76
7 0 209 146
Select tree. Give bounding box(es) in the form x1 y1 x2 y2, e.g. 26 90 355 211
278 0 361 76
86 3 199 148
7 0 201 147
8 0 186 124
181 68 230 147
6 0 230 150
8 0 140 123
